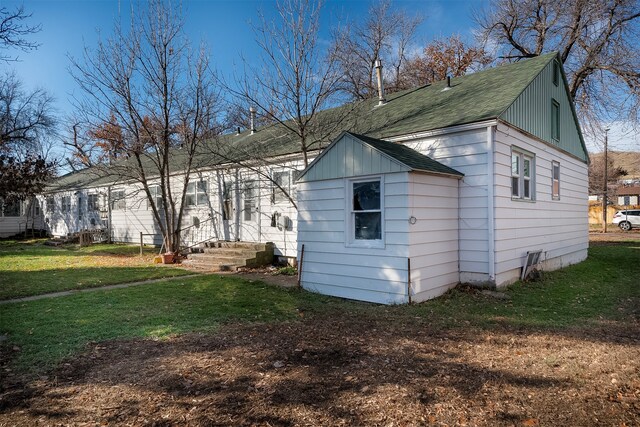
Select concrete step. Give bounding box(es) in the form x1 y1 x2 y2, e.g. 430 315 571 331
181 260 241 272
205 241 273 251
183 241 274 271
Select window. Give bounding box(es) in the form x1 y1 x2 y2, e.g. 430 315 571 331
272 171 290 204
46 197 55 213
147 186 164 210
243 180 256 221
222 180 233 221
2 199 21 217
77 195 84 220
350 179 382 243
60 196 71 213
111 190 125 210
553 61 559 86
88 194 99 211
552 161 560 200
551 99 560 142
511 149 535 201
186 180 208 206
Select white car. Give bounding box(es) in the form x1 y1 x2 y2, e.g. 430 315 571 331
612 210 640 231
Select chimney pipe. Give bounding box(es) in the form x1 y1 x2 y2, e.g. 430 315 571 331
374 59 386 106
447 76 451 87
236 127 241 135
249 106 257 134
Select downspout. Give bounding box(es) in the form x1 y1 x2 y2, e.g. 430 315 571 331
107 186 113 244
487 126 496 284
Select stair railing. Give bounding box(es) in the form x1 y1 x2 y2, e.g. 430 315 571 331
178 216 218 253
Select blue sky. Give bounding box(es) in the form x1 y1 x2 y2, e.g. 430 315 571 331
3 0 636 153
5 0 481 115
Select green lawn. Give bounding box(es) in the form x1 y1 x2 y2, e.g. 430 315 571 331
1 241 638 374
0 240 193 300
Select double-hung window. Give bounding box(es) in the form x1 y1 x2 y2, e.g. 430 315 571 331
511 149 535 201
186 180 208 206
272 171 290 204
87 194 99 212
243 180 256 221
551 161 560 200
111 190 125 210
46 197 55 213
349 178 383 246
61 196 72 213
147 185 164 210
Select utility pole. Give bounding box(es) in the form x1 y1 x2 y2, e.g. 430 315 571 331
602 128 610 233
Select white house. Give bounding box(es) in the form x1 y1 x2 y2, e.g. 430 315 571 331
44 52 589 303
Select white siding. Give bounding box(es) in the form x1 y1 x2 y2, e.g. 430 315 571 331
492 122 588 286
408 174 460 302
404 128 490 282
298 172 411 304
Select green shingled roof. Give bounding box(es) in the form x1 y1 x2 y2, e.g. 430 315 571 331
346 132 463 177
51 52 572 190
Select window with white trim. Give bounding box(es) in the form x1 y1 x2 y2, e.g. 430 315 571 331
186 180 208 206
511 149 535 200
552 161 560 200
87 194 99 212
349 178 383 244
111 190 125 210
222 180 233 221
147 186 164 210
46 196 55 213
1 199 21 217
61 196 72 213
272 170 291 204
243 180 256 221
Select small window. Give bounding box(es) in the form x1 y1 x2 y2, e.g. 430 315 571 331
553 62 559 86
2 199 21 217
87 194 99 211
272 171 291 204
243 180 256 221
350 179 382 243
77 195 84 220
147 186 164 210
222 181 233 221
511 148 535 201
111 190 126 210
551 99 560 142
186 180 208 206
46 197 55 213
552 161 560 200
61 196 72 213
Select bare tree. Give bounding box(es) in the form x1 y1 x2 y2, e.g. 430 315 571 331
331 0 423 100
475 0 640 138
399 35 491 88
69 0 221 252
224 0 343 169
0 5 40 63
0 72 56 202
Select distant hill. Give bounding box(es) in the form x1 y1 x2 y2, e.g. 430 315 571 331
589 151 640 180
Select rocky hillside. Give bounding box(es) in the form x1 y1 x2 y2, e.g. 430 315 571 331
589 151 640 180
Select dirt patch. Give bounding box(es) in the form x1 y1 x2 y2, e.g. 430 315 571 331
1 313 638 426
589 230 640 245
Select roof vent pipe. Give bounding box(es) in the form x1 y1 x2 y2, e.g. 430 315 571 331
447 76 451 87
374 59 386 106
236 127 241 135
249 106 257 134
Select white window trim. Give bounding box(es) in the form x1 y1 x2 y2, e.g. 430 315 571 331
345 175 385 249
111 190 126 211
186 180 208 207
271 170 291 205
511 148 536 202
552 161 560 200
